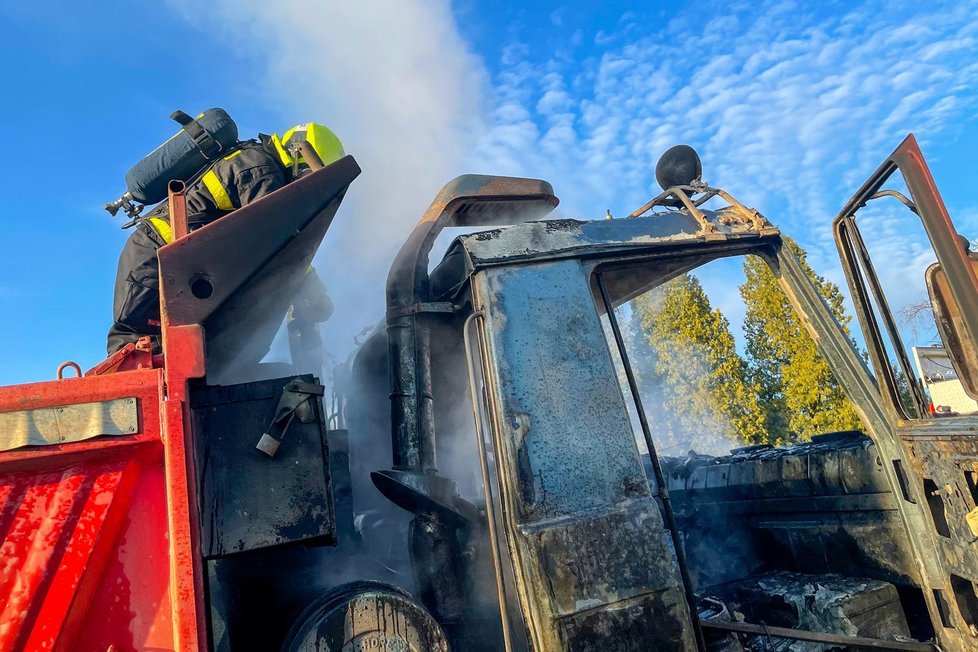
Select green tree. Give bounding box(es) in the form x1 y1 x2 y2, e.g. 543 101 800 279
739 239 861 441
631 274 768 450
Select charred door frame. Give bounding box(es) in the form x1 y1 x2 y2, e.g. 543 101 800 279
832 135 963 420
586 236 959 648
467 258 702 651
829 134 978 650
461 235 889 650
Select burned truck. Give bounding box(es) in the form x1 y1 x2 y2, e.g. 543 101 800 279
0 134 976 651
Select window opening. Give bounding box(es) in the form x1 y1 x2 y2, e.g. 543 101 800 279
591 249 945 613
596 251 862 457
950 574 978 637
836 161 978 418
839 213 928 419
933 588 955 629
594 271 705 651
923 477 951 538
892 459 916 504
966 470 978 508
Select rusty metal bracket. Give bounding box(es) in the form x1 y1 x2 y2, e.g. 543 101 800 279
385 302 457 321
255 380 324 457
712 188 771 231
85 336 159 377
672 186 716 234
628 180 772 237
629 184 701 219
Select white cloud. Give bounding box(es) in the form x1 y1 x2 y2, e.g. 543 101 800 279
537 88 572 115
472 0 978 321
594 30 618 47
501 41 530 66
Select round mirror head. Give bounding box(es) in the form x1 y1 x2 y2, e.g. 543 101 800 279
655 144 703 191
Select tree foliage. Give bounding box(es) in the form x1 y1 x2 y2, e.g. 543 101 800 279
631 274 768 451
739 239 861 441
623 239 863 452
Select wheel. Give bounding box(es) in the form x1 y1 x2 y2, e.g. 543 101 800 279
281 580 450 652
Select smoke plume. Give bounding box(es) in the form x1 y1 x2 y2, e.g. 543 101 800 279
168 0 490 361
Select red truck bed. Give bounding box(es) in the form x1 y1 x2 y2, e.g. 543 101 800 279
0 156 359 652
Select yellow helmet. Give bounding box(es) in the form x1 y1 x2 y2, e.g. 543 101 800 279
271 122 344 174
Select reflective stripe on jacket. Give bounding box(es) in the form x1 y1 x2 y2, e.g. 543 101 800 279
146 217 173 244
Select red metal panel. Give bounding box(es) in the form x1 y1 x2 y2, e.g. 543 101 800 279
162 325 205 403
72 463 174 652
0 368 162 413
0 459 157 652
0 370 162 477
0 368 182 651
168 180 190 242
0 469 86 649
24 461 140 651
160 324 207 651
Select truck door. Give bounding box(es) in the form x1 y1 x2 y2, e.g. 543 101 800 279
834 134 978 648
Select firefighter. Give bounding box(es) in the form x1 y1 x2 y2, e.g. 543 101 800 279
106 122 344 355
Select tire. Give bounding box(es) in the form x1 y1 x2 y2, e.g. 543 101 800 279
281 580 450 652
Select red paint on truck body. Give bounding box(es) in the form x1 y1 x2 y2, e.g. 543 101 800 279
0 338 206 651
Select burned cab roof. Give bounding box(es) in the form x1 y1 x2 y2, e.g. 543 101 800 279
458 206 776 265
428 207 779 301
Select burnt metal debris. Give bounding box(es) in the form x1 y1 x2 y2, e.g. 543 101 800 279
657 433 934 649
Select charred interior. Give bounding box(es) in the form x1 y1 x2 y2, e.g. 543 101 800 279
589 243 941 650
659 433 935 649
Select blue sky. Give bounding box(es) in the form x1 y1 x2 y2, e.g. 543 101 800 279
1 0 976 385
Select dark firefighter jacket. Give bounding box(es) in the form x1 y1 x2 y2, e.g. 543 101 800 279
106 140 288 354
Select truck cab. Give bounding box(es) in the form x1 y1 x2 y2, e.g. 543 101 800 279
353 135 978 650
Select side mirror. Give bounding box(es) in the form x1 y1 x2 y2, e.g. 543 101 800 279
926 252 978 401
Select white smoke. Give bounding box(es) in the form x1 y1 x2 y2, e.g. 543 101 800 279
167 0 490 360
166 3 495 582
